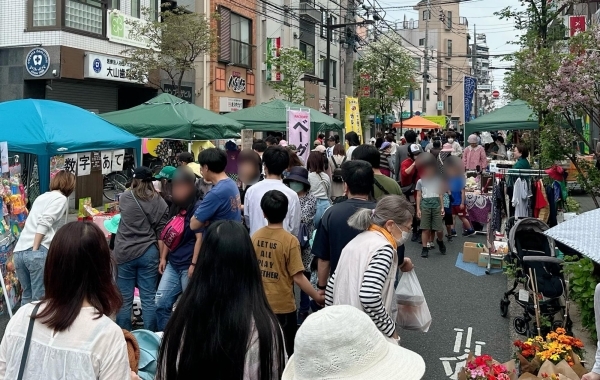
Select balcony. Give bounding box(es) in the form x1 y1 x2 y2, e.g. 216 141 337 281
299 2 321 23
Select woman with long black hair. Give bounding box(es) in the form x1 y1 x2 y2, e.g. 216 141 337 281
157 220 286 380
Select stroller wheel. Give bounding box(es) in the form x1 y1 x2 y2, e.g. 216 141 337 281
514 317 529 336
500 298 510 318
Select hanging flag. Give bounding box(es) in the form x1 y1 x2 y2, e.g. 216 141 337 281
345 97 362 143
464 76 477 122
266 37 281 81
287 110 311 162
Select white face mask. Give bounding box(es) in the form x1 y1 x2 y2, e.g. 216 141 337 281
394 223 411 246
447 138 454 143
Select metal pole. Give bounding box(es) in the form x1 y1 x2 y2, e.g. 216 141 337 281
400 101 403 136
422 0 430 114
326 15 332 117
409 87 414 116
472 24 478 120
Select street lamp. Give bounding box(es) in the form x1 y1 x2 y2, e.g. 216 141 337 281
324 17 375 117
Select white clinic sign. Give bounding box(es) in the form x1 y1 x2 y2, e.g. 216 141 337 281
84 53 137 83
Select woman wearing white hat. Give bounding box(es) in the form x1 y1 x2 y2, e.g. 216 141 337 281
282 305 425 379
325 195 415 343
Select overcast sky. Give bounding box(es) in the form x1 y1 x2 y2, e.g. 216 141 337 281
386 0 524 95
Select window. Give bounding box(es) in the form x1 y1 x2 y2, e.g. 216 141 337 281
320 55 326 80
109 0 119 9
149 0 158 20
131 0 139 17
418 38 425 46
299 42 315 75
320 9 326 38
331 59 337 88
65 0 103 34
447 39 452 56
447 96 453 113
412 87 421 101
215 67 226 92
426 88 430 101
246 73 255 95
447 68 452 86
218 7 252 67
330 15 337 43
422 10 430 20
447 11 453 28
412 57 421 71
33 0 57 26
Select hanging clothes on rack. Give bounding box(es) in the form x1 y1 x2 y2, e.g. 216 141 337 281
546 184 558 227
491 178 504 233
534 179 549 222
512 178 529 218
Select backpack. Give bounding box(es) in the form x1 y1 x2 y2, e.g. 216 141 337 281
297 222 311 249
331 156 346 182
160 210 187 251
131 329 161 380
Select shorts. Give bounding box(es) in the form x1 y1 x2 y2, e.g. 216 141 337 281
420 207 443 231
444 208 453 226
451 205 469 217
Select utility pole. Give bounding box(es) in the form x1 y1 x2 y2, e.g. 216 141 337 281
343 0 356 119
421 0 430 115
472 24 478 120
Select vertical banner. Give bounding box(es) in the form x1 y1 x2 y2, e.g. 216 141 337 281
77 152 92 176
63 153 77 175
345 97 363 143
0 142 8 174
569 15 586 37
101 151 113 175
266 37 281 81
287 109 311 163
112 149 125 172
241 129 254 151
464 76 477 122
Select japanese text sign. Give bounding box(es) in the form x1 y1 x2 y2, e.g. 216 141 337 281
287 110 311 163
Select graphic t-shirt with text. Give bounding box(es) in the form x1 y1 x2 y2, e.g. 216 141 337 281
251 227 305 314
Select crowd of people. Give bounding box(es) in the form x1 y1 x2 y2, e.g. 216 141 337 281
0 127 532 379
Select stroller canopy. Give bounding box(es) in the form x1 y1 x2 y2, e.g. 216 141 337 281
509 218 554 255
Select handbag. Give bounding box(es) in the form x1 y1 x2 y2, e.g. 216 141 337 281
160 211 187 251
17 303 42 380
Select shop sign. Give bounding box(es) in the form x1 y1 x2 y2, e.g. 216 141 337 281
107 10 151 49
25 48 50 77
84 53 137 83
319 99 333 114
228 71 246 93
569 15 586 37
266 37 281 81
437 101 444 111
163 84 194 103
219 97 244 112
287 110 311 162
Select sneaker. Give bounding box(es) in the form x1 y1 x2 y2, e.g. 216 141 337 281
421 247 429 258
427 241 434 248
451 229 458 237
297 311 309 325
411 232 419 242
447 235 454 242
462 229 476 237
437 239 447 255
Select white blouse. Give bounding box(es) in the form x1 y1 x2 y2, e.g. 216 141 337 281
0 303 130 380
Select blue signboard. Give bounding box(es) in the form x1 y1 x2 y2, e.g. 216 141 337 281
25 48 50 77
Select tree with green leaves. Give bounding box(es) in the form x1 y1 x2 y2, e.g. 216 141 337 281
356 34 416 127
266 47 313 104
121 6 216 99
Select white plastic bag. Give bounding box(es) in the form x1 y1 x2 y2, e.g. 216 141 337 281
395 270 425 306
396 299 432 332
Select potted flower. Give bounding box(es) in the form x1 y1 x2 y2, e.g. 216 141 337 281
458 354 517 380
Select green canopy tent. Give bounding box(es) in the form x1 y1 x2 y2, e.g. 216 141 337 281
101 93 244 140
223 99 344 142
464 100 539 136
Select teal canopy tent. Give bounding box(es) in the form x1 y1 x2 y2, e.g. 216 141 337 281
0 99 141 192
465 100 539 136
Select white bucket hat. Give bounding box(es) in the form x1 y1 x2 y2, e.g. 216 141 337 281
282 305 426 380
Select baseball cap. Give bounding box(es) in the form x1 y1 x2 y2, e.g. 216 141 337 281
409 144 422 154
380 141 391 151
154 166 176 180
178 152 195 163
312 145 326 153
132 166 154 182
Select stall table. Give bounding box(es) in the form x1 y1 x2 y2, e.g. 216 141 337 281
465 192 493 225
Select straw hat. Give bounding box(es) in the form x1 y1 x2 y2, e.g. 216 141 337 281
282 305 425 380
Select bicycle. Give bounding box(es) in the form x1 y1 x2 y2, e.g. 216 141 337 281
103 154 136 201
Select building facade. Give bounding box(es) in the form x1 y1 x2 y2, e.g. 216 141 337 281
470 33 494 117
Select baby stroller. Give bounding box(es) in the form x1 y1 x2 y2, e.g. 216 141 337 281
499 217 572 337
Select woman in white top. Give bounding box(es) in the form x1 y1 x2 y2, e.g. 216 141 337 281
345 131 360 160
325 195 415 343
0 221 137 380
13 170 75 305
446 132 463 157
156 221 286 380
328 144 347 200
307 151 331 228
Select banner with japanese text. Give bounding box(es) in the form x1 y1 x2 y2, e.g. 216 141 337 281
287 109 311 163
345 97 362 143
464 76 477 122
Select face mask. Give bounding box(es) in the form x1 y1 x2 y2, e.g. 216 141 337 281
289 181 305 193
394 224 411 246
447 138 454 143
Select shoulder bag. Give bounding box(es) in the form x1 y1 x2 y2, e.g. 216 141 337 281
17 303 42 380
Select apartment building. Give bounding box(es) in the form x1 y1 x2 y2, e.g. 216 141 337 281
470 33 494 116
396 0 470 129
0 0 163 112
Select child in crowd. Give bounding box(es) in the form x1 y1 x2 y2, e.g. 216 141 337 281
415 161 446 258
251 190 325 355
443 191 454 242
446 162 476 236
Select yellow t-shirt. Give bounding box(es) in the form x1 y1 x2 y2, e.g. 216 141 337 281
252 227 305 314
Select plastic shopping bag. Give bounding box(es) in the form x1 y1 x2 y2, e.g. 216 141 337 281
396 299 432 332
395 270 425 306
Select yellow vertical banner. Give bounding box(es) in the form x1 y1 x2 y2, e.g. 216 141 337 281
345 97 363 143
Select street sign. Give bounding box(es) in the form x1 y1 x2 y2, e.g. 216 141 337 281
492 90 500 98
437 101 444 111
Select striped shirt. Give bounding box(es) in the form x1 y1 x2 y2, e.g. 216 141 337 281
326 245 396 337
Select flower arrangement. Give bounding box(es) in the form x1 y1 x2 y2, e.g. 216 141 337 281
458 354 516 380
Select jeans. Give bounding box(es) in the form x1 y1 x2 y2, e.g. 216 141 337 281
116 245 159 332
14 246 48 306
298 272 311 314
155 262 190 331
314 198 331 228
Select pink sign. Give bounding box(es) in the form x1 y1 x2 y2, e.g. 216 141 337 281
287 110 311 163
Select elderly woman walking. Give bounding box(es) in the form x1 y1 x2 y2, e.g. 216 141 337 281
325 195 415 343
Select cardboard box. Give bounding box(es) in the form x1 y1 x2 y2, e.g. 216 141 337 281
478 252 505 268
463 242 487 263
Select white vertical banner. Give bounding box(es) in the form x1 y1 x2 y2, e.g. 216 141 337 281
287 109 311 163
63 154 78 175
112 149 125 172
0 142 8 174
101 150 113 175
77 152 92 176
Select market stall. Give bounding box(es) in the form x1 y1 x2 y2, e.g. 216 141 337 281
464 100 539 137
393 115 442 130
